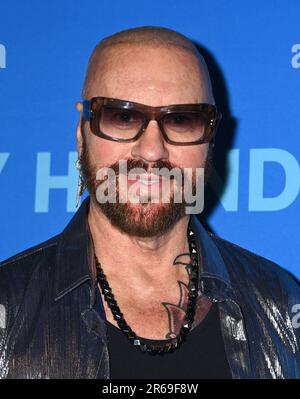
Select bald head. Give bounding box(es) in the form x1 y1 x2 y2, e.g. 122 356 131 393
82 26 214 104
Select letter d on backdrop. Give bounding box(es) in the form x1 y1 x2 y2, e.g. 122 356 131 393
249 148 300 211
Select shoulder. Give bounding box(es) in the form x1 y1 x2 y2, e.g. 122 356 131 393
0 235 62 369
0 235 61 302
0 234 60 273
209 232 300 298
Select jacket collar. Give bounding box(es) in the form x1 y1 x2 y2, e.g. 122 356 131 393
54 197 94 301
190 216 234 301
54 196 234 302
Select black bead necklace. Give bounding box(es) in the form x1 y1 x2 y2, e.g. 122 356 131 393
95 225 199 355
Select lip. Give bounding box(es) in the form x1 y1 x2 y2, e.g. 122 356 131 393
127 174 161 185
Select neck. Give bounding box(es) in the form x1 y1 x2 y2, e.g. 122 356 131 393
88 198 191 285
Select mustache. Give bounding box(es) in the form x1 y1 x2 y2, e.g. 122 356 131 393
104 159 189 187
106 159 179 175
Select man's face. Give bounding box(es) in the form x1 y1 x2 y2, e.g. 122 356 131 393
78 44 214 237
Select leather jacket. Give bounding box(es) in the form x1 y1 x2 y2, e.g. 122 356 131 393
0 197 299 379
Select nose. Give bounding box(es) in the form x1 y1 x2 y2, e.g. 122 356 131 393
131 120 169 163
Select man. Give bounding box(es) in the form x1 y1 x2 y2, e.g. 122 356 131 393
0 26 299 379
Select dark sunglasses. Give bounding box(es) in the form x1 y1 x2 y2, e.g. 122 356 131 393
82 97 222 146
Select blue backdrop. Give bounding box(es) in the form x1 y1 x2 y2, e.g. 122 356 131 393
0 0 299 278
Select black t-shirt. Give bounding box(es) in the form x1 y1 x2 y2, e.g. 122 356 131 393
105 302 232 379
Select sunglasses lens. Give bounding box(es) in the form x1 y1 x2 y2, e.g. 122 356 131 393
163 112 209 143
88 98 217 144
99 106 144 139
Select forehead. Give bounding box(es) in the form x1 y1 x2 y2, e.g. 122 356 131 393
86 43 212 105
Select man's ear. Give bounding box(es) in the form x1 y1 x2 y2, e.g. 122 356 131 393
75 101 84 158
